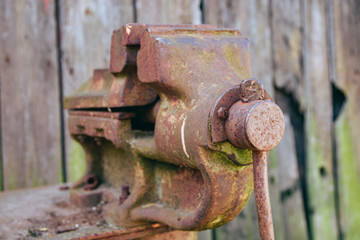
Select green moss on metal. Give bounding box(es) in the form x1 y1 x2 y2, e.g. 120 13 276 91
336 116 360 239
222 44 249 78
211 141 253 166
199 49 216 65
207 214 229 229
68 140 86 183
198 145 254 230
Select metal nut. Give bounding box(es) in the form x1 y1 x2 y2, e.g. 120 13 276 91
217 107 228 119
83 174 99 191
240 79 265 103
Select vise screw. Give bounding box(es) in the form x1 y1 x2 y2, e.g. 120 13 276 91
65 24 285 239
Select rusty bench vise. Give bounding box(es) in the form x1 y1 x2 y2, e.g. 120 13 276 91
65 24 285 239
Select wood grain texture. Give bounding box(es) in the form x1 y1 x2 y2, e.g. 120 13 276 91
197 229 212 240
267 150 285 240
59 0 134 182
204 1 284 239
272 0 305 110
304 0 337 238
271 1 309 239
204 0 273 96
332 0 360 238
1 1 358 239
136 0 201 24
0 0 62 190
275 115 308 239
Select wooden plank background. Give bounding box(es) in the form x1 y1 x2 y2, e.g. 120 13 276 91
0 0 359 239
0 0 62 190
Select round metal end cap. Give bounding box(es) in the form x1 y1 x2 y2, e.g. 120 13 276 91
246 101 285 151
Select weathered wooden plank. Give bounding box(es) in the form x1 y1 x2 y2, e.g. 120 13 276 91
213 193 260 240
136 0 201 24
0 0 62 190
331 0 360 239
0 78 2 191
204 1 287 239
59 0 134 182
275 115 308 239
267 150 284 240
198 229 212 240
304 0 338 238
272 0 305 110
271 1 309 239
204 0 273 96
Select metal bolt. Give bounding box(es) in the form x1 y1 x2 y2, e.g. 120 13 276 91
240 79 265 103
83 174 99 190
217 107 228 119
253 151 275 240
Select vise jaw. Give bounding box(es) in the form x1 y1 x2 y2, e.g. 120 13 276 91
64 24 285 238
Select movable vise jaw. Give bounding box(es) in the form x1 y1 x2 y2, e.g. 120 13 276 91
64 24 285 239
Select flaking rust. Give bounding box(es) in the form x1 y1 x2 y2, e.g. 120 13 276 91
64 23 285 239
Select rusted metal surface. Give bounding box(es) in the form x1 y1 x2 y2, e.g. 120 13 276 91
68 110 135 120
64 69 158 110
239 78 265 103
225 100 285 151
62 23 285 239
0 185 196 239
253 151 275 240
72 223 170 240
208 79 274 144
110 23 216 73
83 174 100 191
70 188 103 208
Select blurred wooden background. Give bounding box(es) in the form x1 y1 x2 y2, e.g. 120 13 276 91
0 0 359 239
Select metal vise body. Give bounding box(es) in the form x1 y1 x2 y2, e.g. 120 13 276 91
64 24 285 235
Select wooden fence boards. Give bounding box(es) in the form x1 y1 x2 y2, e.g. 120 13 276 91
272 0 305 110
0 0 62 190
204 0 273 96
59 0 134 182
272 1 309 239
204 1 279 239
275 115 308 240
332 0 360 239
304 0 338 239
136 0 201 24
0 0 359 239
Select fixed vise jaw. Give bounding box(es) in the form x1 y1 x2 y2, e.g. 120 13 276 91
65 24 285 238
